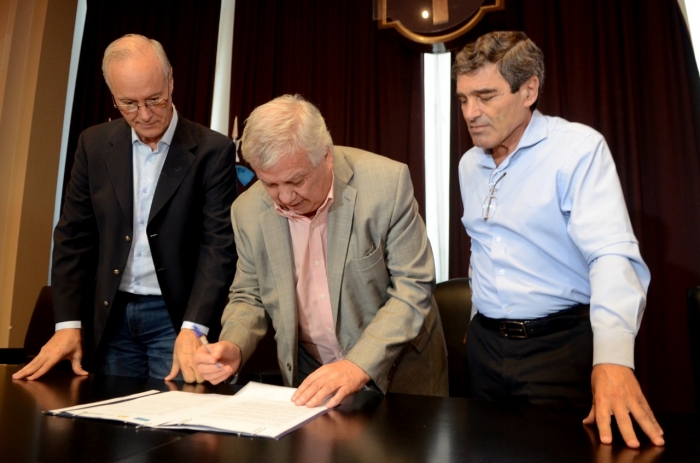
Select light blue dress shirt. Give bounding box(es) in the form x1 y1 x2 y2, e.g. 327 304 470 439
118 111 178 295
57 109 208 334
458 110 649 369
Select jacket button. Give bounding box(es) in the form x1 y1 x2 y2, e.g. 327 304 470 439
287 363 292 371
125 235 131 242
103 301 109 307
113 269 120 275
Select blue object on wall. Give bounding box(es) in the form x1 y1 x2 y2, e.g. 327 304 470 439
236 165 255 186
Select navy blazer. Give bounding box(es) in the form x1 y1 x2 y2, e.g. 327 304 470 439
52 116 237 365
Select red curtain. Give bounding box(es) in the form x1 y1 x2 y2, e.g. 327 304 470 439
227 0 426 206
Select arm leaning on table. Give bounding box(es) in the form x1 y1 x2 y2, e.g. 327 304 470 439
13 130 98 381
293 161 440 407
165 138 238 383
558 134 663 447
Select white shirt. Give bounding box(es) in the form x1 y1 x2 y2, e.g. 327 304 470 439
117 111 178 294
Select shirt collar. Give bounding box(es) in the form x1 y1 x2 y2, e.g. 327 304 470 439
131 106 179 149
274 173 335 221
475 109 548 169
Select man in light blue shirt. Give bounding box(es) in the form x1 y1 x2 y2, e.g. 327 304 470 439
454 31 663 448
13 35 237 383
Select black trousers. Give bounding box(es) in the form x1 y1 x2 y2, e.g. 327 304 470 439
297 344 323 384
467 312 593 409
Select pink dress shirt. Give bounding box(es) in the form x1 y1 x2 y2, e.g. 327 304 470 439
274 177 344 365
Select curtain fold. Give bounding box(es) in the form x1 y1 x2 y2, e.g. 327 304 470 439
227 0 425 207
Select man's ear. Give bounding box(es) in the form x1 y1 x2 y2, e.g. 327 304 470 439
522 75 539 107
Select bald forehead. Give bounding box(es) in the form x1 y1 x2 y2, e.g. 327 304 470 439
107 39 155 64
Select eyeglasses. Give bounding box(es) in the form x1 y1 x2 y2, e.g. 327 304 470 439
112 75 171 113
483 172 506 221
112 95 170 113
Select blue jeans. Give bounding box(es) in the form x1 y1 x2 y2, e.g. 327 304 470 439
99 293 180 379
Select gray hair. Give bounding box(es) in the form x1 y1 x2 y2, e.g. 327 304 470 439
452 31 545 110
102 34 171 90
241 94 333 170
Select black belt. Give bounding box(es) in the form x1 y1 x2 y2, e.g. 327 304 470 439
116 292 162 302
477 304 590 339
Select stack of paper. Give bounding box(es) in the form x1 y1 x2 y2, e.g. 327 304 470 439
45 382 329 439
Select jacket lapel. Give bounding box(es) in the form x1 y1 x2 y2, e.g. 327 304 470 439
259 198 298 363
327 150 356 324
104 120 134 227
149 118 196 222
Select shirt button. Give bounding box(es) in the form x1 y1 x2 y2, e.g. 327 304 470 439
125 236 131 242
499 269 505 275
496 236 502 242
315 260 320 266
287 363 292 371
137 252 142 257
320 294 326 300
139 220 145 225
113 269 120 275
327 328 333 334
103 301 109 307
505 307 512 313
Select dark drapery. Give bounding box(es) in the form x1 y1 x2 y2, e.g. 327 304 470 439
448 0 700 413
227 0 425 207
62 0 222 205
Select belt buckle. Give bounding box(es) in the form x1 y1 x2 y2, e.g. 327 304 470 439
499 321 528 339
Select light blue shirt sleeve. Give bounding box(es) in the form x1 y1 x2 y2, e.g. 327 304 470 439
181 321 209 336
57 320 209 335
55 321 81 331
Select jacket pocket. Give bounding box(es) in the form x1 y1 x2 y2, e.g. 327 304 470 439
347 238 390 311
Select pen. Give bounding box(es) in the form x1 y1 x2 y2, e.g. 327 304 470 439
193 326 222 370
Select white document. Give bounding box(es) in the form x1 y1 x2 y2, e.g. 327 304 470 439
45 382 329 439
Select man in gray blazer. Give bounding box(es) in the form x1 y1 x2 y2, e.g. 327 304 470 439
195 95 447 407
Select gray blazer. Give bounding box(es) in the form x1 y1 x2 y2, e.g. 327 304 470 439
221 146 447 396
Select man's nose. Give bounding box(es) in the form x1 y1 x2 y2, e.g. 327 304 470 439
463 100 481 121
136 104 154 120
278 187 296 205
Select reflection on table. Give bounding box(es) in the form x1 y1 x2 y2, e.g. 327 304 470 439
1 364 697 462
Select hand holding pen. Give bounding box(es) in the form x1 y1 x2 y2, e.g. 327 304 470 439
193 326 222 370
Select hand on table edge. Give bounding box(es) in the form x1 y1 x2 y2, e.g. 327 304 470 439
12 328 87 380
583 363 665 448
165 328 207 383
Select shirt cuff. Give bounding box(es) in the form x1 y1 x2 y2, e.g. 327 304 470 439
56 321 81 331
181 321 209 335
592 329 636 369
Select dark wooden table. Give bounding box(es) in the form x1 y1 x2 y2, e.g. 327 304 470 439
1 364 697 462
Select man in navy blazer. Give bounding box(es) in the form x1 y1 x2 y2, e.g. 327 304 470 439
13 34 237 382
